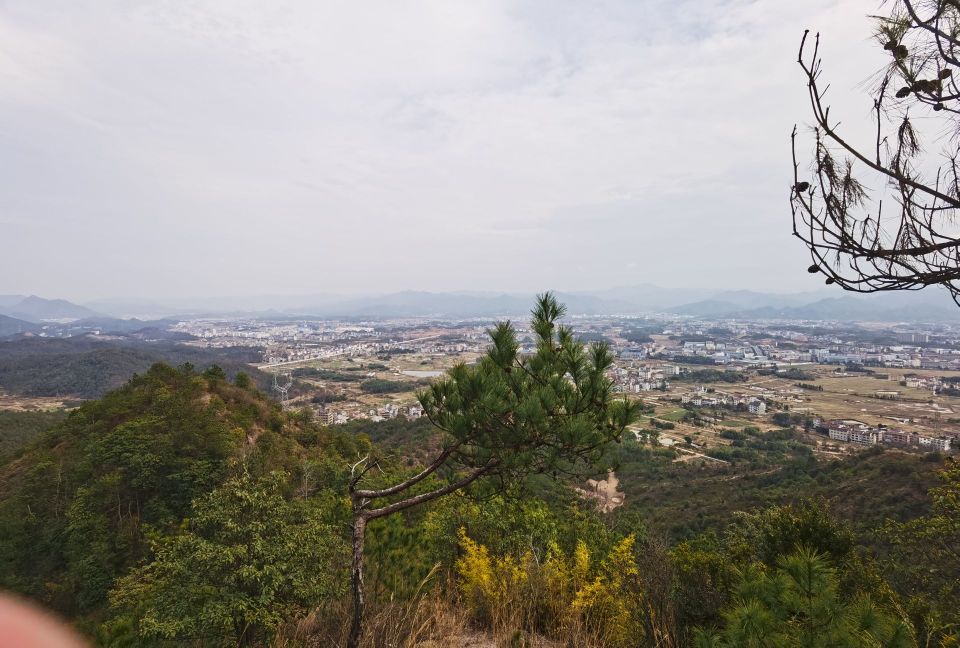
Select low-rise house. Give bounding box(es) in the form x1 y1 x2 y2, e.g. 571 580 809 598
828 427 851 442
882 429 914 446
917 435 952 452
849 428 881 445
825 419 870 443
405 404 424 420
321 409 338 425
747 399 766 414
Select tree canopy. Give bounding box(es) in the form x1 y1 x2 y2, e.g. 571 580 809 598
110 471 346 647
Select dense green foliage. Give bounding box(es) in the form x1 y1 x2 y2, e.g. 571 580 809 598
338 416 437 466
359 378 414 394
574 330 610 343
291 367 360 382
109 471 346 646
0 337 266 398
621 326 658 344
0 363 366 645
883 460 960 639
310 390 348 404
440 492 928 646
674 369 749 383
758 367 815 381
772 411 812 428
0 364 238 613
415 295 638 485
705 428 812 466
0 408 68 460
694 550 913 647
608 438 941 542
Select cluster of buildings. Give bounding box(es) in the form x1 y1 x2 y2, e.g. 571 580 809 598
618 317 960 372
823 419 953 453
367 402 424 423
668 341 783 365
809 347 926 368
905 375 940 390
319 401 424 426
679 388 767 414
804 344 960 371
663 337 957 371
167 314 960 445
610 363 680 393
172 317 492 367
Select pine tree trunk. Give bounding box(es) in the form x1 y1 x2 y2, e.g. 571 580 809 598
347 512 367 648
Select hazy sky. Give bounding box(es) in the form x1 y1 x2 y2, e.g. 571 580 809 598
0 0 884 301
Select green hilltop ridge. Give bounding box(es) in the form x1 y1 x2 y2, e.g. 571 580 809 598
0 364 366 641
0 358 956 646
0 336 269 398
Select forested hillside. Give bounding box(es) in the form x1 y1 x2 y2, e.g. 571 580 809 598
0 361 956 647
0 409 69 461
0 363 364 645
0 336 267 398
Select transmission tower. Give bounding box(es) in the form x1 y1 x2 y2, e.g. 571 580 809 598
273 372 293 406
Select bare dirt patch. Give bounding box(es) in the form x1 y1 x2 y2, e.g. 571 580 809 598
416 632 561 648
576 470 625 512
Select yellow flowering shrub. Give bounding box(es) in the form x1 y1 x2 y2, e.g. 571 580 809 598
456 529 645 647
571 536 645 646
456 528 531 630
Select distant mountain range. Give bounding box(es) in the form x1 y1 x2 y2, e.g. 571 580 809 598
3 285 960 324
223 286 959 321
669 292 960 321
0 295 101 322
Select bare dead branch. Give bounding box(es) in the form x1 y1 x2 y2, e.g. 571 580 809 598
790 6 960 305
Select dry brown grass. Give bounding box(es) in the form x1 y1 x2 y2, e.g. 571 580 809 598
273 593 469 648
0 393 75 411
274 566 481 648
271 583 637 648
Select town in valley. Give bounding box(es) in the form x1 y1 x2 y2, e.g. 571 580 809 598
157 310 960 459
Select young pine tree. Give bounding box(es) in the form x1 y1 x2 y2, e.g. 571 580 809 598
346 293 638 648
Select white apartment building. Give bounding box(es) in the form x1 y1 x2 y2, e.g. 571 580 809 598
918 436 952 452
748 399 767 414
828 428 850 442
849 429 880 445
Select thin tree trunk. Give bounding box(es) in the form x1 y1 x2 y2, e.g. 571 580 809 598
348 512 367 648
346 459 497 647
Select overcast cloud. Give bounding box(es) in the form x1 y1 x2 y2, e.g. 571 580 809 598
0 0 885 301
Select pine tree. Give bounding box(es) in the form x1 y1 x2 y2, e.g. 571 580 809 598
695 548 914 648
345 293 638 647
